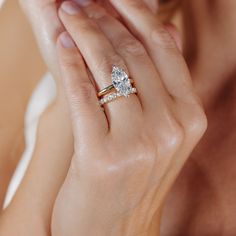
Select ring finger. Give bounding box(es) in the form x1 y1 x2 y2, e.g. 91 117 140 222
71 1 185 158
76 1 171 116
59 1 142 130
74 1 183 139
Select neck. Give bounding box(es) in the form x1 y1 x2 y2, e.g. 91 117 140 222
181 0 236 108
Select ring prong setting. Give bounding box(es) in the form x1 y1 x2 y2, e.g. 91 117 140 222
111 66 133 97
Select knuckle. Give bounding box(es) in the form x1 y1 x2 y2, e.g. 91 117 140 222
159 123 184 156
87 7 107 20
105 53 125 68
185 107 208 138
74 18 98 35
77 81 96 102
118 37 147 57
151 27 177 50
67 80 95 108
96 53 126 77
92 138 155 180
71 137 157 185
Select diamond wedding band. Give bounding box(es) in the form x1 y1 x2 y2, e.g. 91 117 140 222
98 66 137 106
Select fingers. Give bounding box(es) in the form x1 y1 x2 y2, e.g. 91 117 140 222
75 4 182 143
76 2 169 113
71 2 187 159
59 1 124 90
57 32 108 142
20 0 65 80
58 1 142 131
109 0 198 103
143 0 158 13
109 0 207 146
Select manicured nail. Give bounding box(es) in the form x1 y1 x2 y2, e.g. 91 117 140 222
60 32 76 48
61 1 81 15
73 0 92 7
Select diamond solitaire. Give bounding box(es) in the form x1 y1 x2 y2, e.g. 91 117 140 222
98 66 137 106
111 66 133 97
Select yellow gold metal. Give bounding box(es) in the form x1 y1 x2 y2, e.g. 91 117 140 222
97 79 134 98
98 84 115 97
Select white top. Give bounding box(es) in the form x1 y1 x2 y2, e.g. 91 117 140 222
4 74 56 207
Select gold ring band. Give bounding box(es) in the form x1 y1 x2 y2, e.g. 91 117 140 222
98 66 137 106
98 79 134 98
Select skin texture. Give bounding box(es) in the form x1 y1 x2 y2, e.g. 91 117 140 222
51 2 206 235
161 1 236 235
0 1 73 234
0 1 163 235
0 0 235 235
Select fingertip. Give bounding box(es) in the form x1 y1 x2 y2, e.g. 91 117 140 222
58 31 76 49
60 1 82 15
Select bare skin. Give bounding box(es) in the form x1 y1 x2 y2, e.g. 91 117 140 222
0 0 235 235
51 1 206 235
162 1 236 235
0 0 45 207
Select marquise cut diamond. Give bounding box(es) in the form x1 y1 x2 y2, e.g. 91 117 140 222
112 66 133 97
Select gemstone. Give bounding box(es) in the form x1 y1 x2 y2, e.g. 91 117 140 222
99 88 137 106
111 66 133 97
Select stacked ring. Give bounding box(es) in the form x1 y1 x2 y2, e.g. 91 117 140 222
98 78 135 98
98 66 137 106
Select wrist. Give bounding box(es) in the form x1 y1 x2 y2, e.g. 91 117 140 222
53 152 163 236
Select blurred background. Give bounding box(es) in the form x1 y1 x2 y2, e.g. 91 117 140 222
0 0 46 97
0 0 47 206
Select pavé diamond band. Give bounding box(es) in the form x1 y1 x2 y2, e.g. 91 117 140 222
99 88 137 106
98 66 137 106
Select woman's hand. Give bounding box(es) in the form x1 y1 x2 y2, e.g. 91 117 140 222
52 1 207 235
0 1 160 235
18 0 157 81
1 3 71 235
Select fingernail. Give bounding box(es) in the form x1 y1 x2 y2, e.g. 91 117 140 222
61 1 81 15
60 32 76 48
73 0 92 7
